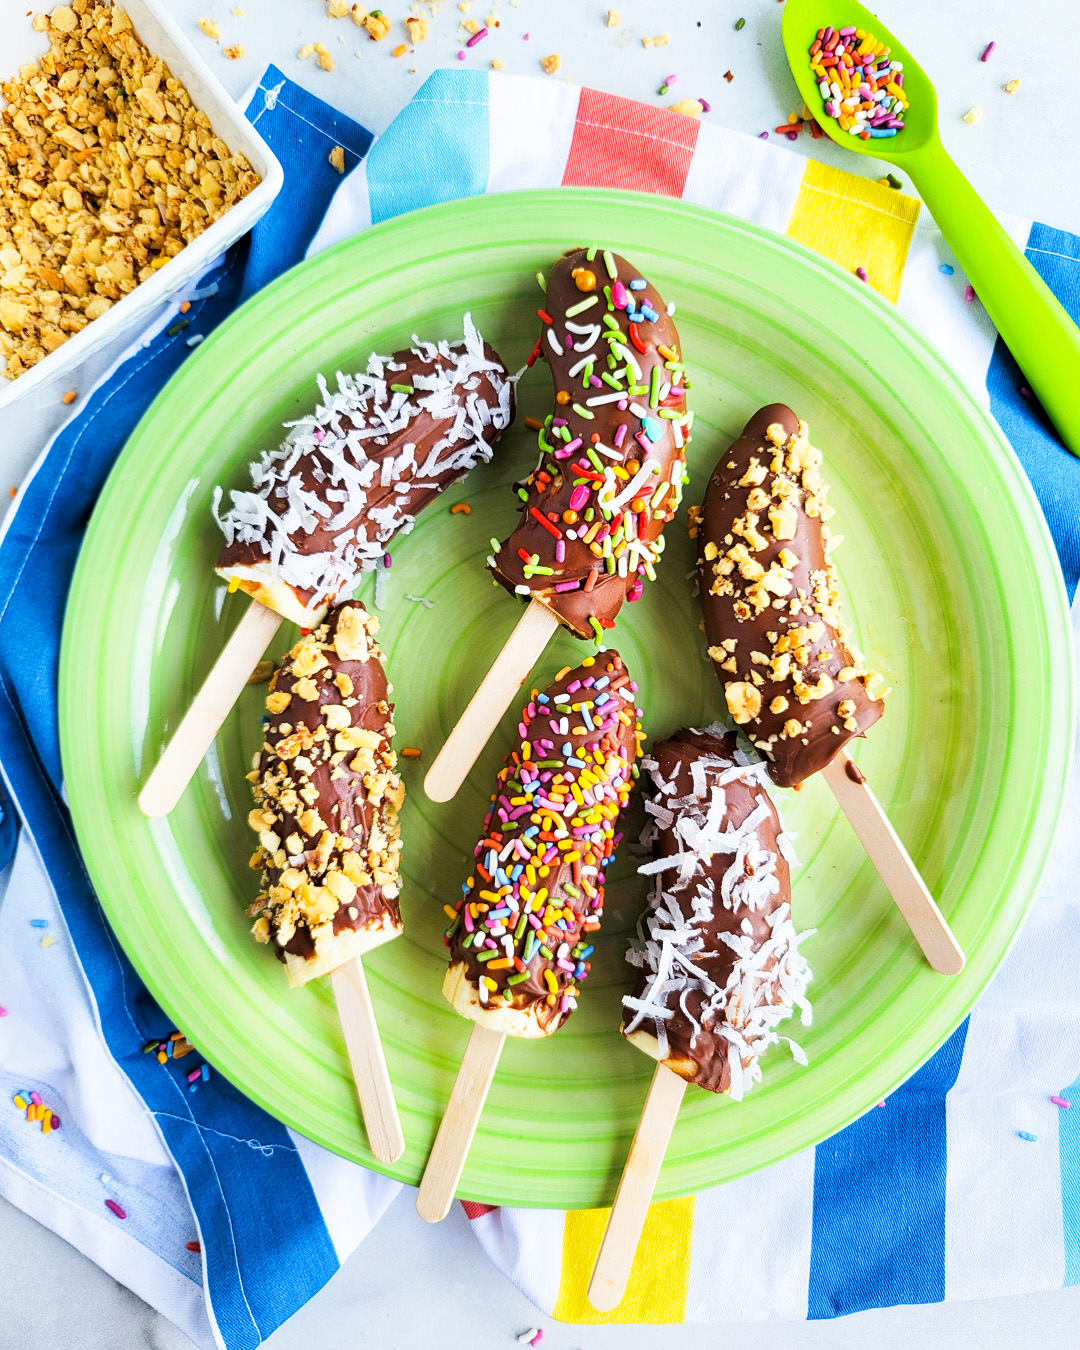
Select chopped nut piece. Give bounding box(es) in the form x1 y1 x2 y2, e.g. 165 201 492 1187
224 44 245 59
198 17 221 38
607 8 620 25
1004 77 1021 94
769 696 789 715
642 34 669 48
540 53 560 74
363 12 391 38
50 4 78 31
405 15 428 40
725 680 761 724
329 145 346 173
328 0 349 14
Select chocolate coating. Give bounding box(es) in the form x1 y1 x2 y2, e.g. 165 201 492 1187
698 404 884 787
444 651 643 1033
216 327 514 620
621 727 812 1098
246 601 403 966
491 248 691 640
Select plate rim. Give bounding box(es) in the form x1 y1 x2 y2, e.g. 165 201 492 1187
58 186 1077 1205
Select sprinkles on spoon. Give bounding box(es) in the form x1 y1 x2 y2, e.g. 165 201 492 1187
809 26 908 139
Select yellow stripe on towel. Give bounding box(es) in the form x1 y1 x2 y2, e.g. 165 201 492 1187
552 1195 695 1323
786 159 921 304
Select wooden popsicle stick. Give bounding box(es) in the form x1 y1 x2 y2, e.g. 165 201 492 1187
415 1022 506 1222
588 1062 688 1313
138 600 282 818
424 600 559 803
821 748 965 976
330 957 406 1164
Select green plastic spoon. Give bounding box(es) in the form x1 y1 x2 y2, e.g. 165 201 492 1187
781 0 1080 458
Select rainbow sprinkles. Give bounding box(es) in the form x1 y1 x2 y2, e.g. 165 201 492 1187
809 26 908 139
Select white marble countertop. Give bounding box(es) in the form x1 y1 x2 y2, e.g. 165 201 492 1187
3 0 1080 1345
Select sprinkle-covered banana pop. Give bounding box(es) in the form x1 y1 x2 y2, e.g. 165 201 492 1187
417 652 644 1221
442 651 644 1036
426 249 688 802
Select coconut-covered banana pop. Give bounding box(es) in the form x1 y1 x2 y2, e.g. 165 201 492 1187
442 651 644 1036
216 317 515 628
490 248 691 642
246 600 404 988
697 403 884 787
622 727 813 1098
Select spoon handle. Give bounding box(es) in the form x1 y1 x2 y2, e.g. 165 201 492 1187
909 139 1080 459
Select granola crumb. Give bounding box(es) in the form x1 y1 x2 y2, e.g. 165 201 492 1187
224 44 245 59
198 16 221 38
540 52 560 74
491 56 505 69
350 4 368 24
1004 77 1021 94
405 15 428 40
363 12 391 38
642 34 669 48
329 145 346 173
606 8 620 25
327 0 349 15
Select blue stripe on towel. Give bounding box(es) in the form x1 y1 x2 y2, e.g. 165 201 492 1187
366 69 490 223
1058 1065 1080 1284
986 221 1080 599
807 1019 969 1318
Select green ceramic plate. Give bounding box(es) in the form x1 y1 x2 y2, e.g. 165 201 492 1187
59 189 1074 1208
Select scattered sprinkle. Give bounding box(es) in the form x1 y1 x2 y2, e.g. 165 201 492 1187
29 919 48 929
186 334 205 348
980 41 996 62
1019 385 1032 399
0 1007 7 1017
1018 1131 1037 1142
8 487 16 498
962 106 982 124
855 266 868 283
167 319 189 338
699 97 713 110
1052 1096 1071 1109
466 26 488 46
105 1199 127 1219
876 1099 887 1108
186 1240 202 1252
456 49 466 59
61 389 78 405
517 1332 540 1345
450 502 473 515
1004 77 1021 94
758 131 769 139
530 1334 544 1349
965 284 976 302
392 42 408 57
810 26 908 139
735 16 745 29
540 53 559 74
401 747 423 758
329 145 346 173
100 1173 112 1184
179 300 191 314
882 172 902 190
939 263 954 275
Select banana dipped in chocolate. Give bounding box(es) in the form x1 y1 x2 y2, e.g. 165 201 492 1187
245 600 404 987
621 727 813 1099
490 248 692 642
696 405 885 788
442 651 644 1037
215 317 515 627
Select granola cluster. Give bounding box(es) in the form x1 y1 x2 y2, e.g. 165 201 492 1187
0 1 260 379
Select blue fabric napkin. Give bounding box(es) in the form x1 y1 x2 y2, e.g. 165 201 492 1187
0 69 380 1350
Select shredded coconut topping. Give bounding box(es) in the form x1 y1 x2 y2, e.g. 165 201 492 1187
213 315 512 615
624 724 814 1099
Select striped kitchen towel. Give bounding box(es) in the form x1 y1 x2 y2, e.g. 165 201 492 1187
312 68 1080 1323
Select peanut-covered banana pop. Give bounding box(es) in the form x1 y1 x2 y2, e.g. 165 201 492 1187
622 727 813 1099
216 318 515 628
246 600 403 988
490 248 692 643
697 404 884 787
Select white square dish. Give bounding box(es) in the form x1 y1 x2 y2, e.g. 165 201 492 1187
0 0 283 414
